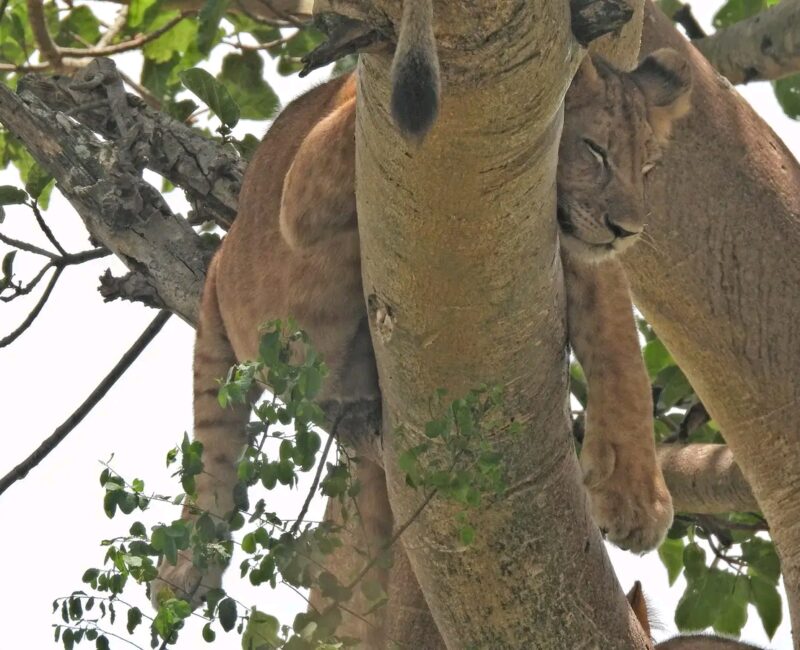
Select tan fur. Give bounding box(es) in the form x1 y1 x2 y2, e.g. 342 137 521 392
152 50 691 607
628 582 766 650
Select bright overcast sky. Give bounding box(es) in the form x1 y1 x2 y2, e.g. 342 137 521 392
1 4 799 649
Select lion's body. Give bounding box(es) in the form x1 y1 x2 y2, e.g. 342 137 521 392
153 50 691 609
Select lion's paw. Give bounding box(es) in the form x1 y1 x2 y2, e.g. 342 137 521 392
580 439 673 553
150 556 223 611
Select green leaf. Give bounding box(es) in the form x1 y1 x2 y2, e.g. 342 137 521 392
750 575 782 638
1 250 17 290
643 337 673 379
143 14 197 63
128 0 159 27
658 536 684 586
202 622 216 642
656 365 694 410
180 68 240 128
218 52 279 121
96 635 110 650
241 532 257 554
743 537 781 583
127 607 143 634
218 597 238 632
198 0 229 55
774 75 800 120
24 164 53 207
459 524 476 546
714 575 749 637
683 542 707 581
56 6 101 47
0 185 27 205
713 0 767 29
675 585 714 632
242 609 280 649
360 579 387 603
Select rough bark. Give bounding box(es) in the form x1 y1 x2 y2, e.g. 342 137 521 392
19 65 244 229
3 2 797 640
657 444 758 514
693 0 800 84
632 2 800 643
0 77 207 323
354 1 650 647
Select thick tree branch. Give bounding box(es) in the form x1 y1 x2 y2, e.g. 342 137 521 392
571 0 636 46
20 62 244 228
693 0 800 84
657 443 758 513
634 0 800 636
0 69 209 322
0 310 171 496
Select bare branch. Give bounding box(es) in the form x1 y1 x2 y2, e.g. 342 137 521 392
0 231 57 259
0 261 52 301
657 443 759 514
20 61 244 228
26 0 62 69
0 310 173 491
290 416 340 536
692 0 800 83
0 63 210 322
96 7 130 48
98 268 166 309
0 266 62 348
31 200 67 255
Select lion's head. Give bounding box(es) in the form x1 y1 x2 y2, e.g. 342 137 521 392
558 48 692 259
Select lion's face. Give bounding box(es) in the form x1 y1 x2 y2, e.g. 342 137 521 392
557 49 692 260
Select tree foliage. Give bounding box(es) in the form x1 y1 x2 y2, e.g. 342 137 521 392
0 0 795 648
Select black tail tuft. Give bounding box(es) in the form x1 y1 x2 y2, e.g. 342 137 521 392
391 51 439 142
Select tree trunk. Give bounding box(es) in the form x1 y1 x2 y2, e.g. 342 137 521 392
631 4 800 645
354 1 649 647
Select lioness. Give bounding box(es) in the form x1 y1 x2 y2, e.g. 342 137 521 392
151 49 691 608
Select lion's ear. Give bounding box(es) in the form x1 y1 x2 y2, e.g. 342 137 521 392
566 55 604 108
627 581 652 639
631 48 692 141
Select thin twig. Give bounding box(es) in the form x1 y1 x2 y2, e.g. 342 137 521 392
0 261 52 301
0 310 172 496
290 416 341 536
0 62 50 73
255 0 307 29
118 71 162 111
0 231 58 259
26 0 61 67
344 488 438 591
58 13 194 57
0 265 62 348
31 200 67 255
95 6 130 49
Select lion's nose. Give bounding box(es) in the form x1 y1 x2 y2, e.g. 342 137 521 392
604 214 640 239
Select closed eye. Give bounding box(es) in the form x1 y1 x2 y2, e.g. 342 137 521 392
642 162 656 175
583 139 607 166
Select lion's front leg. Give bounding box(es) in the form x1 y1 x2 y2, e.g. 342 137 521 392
564 253 672 553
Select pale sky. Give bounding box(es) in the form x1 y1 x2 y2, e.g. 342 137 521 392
1 4 798 649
